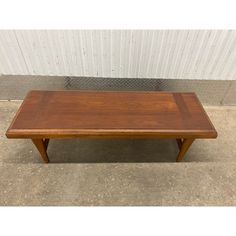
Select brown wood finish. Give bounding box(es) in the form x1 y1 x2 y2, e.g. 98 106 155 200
31 139 49 163
176 138 183 150
6 90 217 163
176 138 195 162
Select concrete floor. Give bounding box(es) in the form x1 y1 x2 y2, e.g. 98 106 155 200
0 101 236 205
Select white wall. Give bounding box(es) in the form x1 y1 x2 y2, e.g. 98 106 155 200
0 30 235 80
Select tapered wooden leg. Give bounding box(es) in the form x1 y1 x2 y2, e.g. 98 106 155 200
176 138 183 150
32 139 50 163
43 138 50 150
176 138 194 162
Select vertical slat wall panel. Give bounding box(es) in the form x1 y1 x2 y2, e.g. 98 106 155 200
0 30 235 80
102 30 112 77
0 30 29 74
120 30 132 78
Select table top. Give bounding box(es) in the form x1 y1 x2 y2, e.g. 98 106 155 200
6 90 217 138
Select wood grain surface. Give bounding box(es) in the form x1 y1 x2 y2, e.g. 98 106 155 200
6 90 217 139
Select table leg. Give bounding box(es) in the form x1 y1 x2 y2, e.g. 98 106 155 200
176 138 194 162
176 138 183 150
44 138 50 150
32 139 50 163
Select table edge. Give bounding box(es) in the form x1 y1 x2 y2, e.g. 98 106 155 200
6 128 218 139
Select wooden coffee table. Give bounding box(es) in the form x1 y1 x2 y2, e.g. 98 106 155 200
6 90 217 163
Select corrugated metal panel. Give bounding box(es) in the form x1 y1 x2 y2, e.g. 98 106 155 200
0 30 29 75
0 30 236 80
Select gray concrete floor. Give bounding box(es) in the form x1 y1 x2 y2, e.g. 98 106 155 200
0 101 236 205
